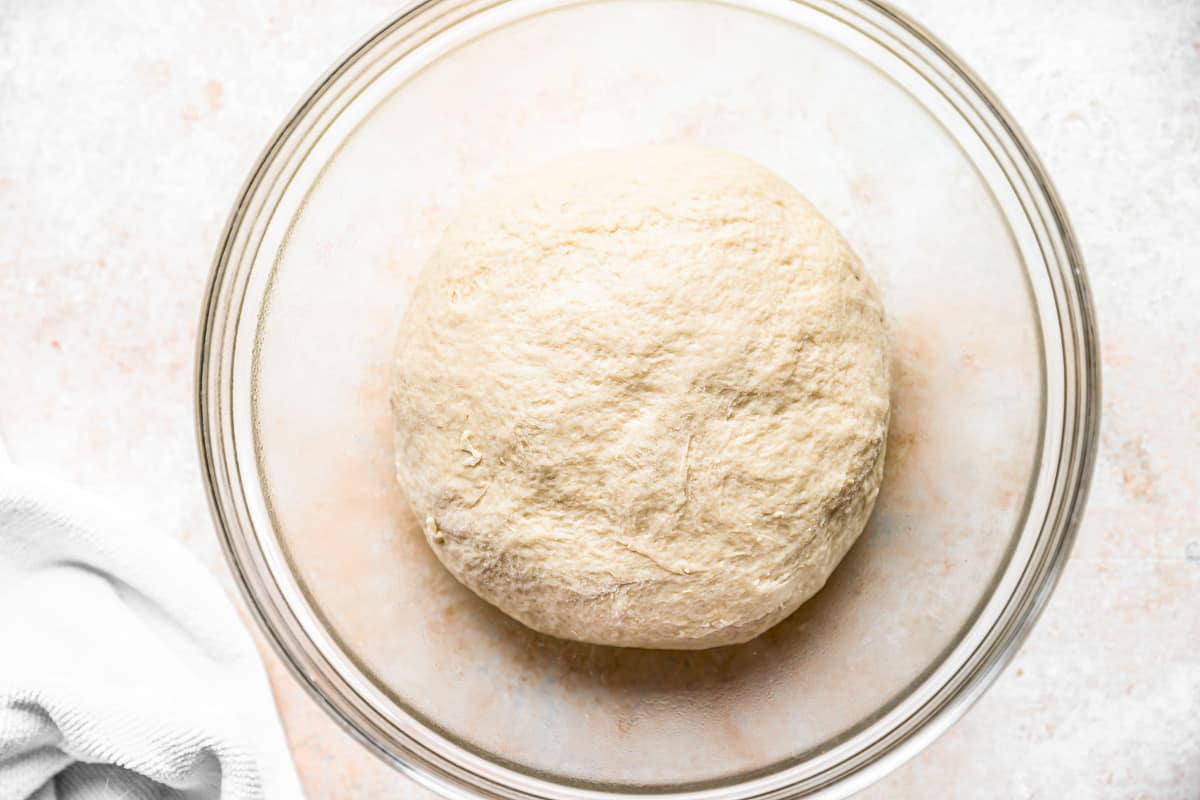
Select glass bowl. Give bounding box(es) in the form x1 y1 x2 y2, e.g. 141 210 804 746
196 0 1100 797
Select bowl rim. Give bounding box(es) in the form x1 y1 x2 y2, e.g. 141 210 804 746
195 1 1101 797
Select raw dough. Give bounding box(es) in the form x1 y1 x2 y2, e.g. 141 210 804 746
390 145 889 649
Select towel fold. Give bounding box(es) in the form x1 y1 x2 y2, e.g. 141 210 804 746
0 459 304 800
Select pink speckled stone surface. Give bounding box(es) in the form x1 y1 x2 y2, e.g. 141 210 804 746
1 1 1197 798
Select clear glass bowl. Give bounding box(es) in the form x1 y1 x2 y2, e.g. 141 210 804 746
196 1 1100 797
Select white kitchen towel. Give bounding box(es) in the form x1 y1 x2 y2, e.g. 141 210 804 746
0 461 305 800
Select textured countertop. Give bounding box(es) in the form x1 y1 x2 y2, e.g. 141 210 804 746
1 1 1197 797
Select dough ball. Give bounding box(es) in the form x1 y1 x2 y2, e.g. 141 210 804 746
390 145 889 649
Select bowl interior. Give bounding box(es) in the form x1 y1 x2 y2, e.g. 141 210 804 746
238 0 1051 790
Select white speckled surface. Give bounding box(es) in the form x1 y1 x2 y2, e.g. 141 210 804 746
1 1 1197 798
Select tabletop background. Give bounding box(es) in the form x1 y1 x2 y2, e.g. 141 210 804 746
2 1 1197 797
